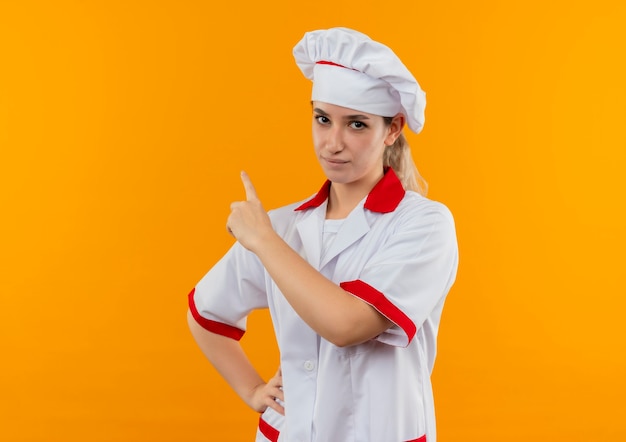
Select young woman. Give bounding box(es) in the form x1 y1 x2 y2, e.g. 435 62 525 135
187 27 458 442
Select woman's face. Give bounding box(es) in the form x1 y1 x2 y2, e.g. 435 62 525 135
311 101 402 186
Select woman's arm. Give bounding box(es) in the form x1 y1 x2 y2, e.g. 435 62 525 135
187 310 284 415
255 232 392 347
227 172 392 347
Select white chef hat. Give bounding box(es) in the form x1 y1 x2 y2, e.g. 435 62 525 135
293 27 426 133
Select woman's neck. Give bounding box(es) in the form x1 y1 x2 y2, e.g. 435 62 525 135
325 172 384 219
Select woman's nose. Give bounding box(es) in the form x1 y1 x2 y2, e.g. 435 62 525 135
326 127 344 153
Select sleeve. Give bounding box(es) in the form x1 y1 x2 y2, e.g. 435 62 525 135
188 242 269 341
340 202 458 347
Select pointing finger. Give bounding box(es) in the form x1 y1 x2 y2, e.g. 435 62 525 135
240 171 259 202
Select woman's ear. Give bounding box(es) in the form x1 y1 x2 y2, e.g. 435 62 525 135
384 113 406 146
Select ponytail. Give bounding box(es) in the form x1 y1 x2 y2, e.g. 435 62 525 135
382 120 428 196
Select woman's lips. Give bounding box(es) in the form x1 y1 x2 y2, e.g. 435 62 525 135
323 157 349 165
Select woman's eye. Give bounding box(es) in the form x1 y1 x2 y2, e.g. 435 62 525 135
350 121 366 129
315 115 330 124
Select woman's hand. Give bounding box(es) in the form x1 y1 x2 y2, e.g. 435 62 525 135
227 171 276 253
248 368 284 415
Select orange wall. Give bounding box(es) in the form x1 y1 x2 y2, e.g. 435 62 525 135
1 1 625 441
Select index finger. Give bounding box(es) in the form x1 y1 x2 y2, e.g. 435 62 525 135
240 171 259 201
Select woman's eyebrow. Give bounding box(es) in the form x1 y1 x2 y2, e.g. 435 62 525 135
313 107 329 116
313 107 370 120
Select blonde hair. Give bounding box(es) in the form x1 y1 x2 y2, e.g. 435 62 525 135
382 118 428 196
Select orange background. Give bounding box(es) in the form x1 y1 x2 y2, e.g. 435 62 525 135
1 1 625 441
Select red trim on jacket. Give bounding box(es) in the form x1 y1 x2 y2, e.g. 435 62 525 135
340 280 417 344
295 167 405 213
258 416 280 442
406 436 426 442
187 288 245 341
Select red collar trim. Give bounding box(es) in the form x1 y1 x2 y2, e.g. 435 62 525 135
294 168 405 214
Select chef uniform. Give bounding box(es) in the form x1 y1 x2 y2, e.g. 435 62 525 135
188 28 458 442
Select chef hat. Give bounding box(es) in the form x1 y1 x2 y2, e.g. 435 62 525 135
293 27 426 133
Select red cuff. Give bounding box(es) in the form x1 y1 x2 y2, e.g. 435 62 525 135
187 288 245 341
340 280 416 344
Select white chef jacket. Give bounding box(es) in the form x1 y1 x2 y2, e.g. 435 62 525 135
189 168 458 442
